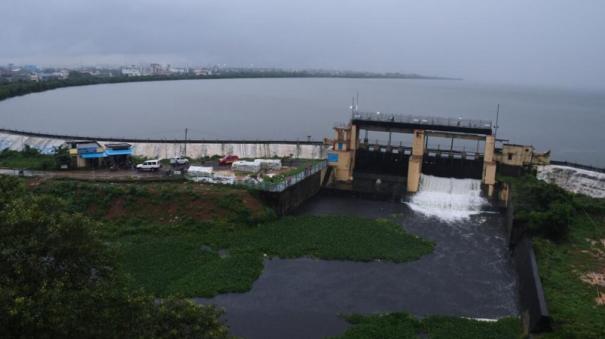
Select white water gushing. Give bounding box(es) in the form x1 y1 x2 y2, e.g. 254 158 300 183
537 165 605 198
405 174 487 222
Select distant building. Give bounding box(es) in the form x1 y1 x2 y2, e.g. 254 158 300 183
121 67 141 77
38 70 69 80
495 143 550 176
169 67 188 74
150 63 163 75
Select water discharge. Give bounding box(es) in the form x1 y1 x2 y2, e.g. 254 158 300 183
405 174 487 221
537 165 605 198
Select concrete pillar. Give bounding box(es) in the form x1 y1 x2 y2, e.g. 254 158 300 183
484 135 495 163
407 130 425 193
349 124 358 151
482 135 497 196
348 124 358 180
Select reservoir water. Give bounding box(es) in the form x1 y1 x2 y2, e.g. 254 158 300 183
0 78 603 166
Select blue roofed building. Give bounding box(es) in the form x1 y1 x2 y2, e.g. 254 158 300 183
66 141 133 169
104 143 133 169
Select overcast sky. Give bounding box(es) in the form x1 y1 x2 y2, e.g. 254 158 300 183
1 0 604 89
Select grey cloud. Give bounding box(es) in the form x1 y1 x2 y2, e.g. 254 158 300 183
1 0 604 89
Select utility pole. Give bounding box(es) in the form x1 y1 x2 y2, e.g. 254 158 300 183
494 104 500 138
184 128 188 157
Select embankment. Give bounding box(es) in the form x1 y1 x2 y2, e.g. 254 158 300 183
0 129 327 159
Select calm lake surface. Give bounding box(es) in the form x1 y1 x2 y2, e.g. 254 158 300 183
0 78 603 166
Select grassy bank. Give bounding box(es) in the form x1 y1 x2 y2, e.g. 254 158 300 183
32 179 434 297
330 312 521 339
504 175 605 338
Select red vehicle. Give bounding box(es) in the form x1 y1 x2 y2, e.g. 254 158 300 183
219 155 239 166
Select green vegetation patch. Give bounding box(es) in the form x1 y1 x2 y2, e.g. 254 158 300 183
0 146 57 170
331 312 521 339
27 179 434 298
112 215 434 297
34 179 274 225
501 175 575 241
504 175 605 338
0 175 230 338
532 207 605 338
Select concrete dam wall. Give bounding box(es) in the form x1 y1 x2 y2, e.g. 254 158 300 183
0 130 328 159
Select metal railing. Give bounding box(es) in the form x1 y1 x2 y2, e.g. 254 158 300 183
186 160 328 192
352 112 492 130
239 160 328 192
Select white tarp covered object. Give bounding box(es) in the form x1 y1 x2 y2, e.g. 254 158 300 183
232 160 261 173
254 159 282 170
232 159 282 173
187 166 214 176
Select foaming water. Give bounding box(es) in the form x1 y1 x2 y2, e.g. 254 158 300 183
537 165 605 198
405 174 487 221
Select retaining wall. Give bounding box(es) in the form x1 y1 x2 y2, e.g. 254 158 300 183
260 170 324 215
513 237 552 333
498 182 552 334
0 130 327 159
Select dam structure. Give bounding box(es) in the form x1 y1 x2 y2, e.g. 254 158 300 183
326 111 497 197
0 128 328 160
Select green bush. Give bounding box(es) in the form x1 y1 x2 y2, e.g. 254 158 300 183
506 175 576 241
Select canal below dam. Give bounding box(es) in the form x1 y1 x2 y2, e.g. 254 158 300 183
196 182 519 339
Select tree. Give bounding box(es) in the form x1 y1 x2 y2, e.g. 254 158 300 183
53 145 71 169
0 176 230 338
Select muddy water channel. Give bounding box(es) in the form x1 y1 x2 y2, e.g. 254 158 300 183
196 193 519 339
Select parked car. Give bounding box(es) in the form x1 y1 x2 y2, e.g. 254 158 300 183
170 156 190 166
219 155 239 166
136 159 161 171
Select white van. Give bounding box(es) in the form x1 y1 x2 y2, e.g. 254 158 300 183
136 159 161 171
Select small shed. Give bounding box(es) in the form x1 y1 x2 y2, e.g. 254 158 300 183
104 143 133 169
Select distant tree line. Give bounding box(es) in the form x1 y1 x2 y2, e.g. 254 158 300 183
0 69 455 102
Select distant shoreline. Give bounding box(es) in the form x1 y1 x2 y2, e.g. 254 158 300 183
0 71 460 103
